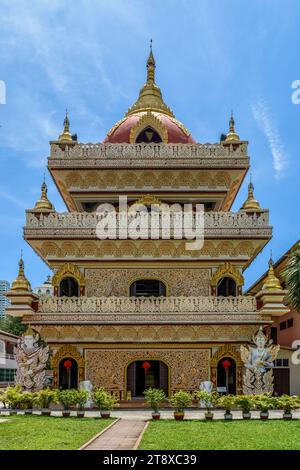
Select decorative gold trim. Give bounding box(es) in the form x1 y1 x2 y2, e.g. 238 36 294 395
51 344 85 388
106 116 128 137
210 262 244 287
129 111 168 144
52 263 85 287
168 116 191 137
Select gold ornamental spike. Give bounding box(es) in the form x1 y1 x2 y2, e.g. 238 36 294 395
11 253 32 292
34 179 54 212
242 177 261 211
58 110 73 142
262 256 282 291
225 111 240 142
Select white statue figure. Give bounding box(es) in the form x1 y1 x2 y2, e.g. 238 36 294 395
15 327 49 392
79 380 93 407
198 380 214 408
240 327 280 395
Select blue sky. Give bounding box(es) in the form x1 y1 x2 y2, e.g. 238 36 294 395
0 0 299 289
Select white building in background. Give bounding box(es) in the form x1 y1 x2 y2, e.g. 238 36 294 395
0 280 10 317
33 275 53 296
0 329 18 387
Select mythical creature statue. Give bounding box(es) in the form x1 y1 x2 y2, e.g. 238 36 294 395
15 327 49 391
240 327 280 395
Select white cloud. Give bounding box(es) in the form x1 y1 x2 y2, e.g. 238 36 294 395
251 99 287 178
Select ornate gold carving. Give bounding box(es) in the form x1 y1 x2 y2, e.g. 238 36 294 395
52 263 85 287
211 262 244 287
86 268 210 297
129 111 168 144
85 348 210 394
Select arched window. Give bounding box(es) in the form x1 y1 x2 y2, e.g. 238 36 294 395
59 277 79 297
136 127 162 143
46 289 51 295
130 279 166 297
216 277 237 297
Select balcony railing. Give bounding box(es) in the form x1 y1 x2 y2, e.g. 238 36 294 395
37 295 257 314
48 143 249 168
25 211 270 234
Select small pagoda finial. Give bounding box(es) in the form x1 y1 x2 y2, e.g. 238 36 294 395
11 253 32 292
241 176 261 211
146 40 156 85
33 178 55 212
263 253 282 291
58 109 72 142
225 111 240 142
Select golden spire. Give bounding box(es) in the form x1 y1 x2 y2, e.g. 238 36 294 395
262 255 282 291
241 176 261 211
58 110 73 142
11 252 32 292
126 41 174 117
225 112 240 142
33 178 55 212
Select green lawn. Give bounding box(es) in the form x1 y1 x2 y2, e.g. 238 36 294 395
140 420 300 450
0 415 114 450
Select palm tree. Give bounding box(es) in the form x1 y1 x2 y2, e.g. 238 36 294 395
283 242 300 312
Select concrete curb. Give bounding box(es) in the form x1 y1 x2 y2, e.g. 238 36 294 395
133 420 149 450
79 417 121 450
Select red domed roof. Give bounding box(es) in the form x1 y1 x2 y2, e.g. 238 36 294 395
103 47 196 144
104 112 195 144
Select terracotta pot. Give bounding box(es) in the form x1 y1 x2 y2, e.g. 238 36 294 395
224 412 233 420
101 411 111 419
283 412 292 420
152 412 160 420
205 412 214 421
62 410 71 418
260 411 269 420
77 411 85 418
174 411 184 421
41 409 51 416
242 412 251 420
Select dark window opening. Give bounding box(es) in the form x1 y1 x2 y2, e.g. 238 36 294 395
280 321 287 331
216 277 237 297
287 318 294 328
127 360 168 398
130 279 166 297
217 357 236 394
59 358 78 389
136 127 162 143
270 327 278 344
59 277 79 297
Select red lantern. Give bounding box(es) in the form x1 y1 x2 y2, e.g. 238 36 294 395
142 361 151 373
64 359 73 369
222 359 231 369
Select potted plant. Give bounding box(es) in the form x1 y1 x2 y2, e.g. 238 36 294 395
236 395 254 419
196 390 219 420
144 387 166 420
75 389 89 418
218 394 236 420
5 386 23 415
35 388 58 416
58 389 77 417
276 395 300 420
92 388 118 418
169 390 192 420
255 395 274 420
20 392 36 415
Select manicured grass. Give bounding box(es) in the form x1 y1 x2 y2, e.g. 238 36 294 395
0 415 114 450
139 419 300 450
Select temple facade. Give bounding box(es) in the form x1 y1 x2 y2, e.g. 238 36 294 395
6 48 289 398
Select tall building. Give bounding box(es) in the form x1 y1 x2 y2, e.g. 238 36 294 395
6 47 289 396
0 280 10 317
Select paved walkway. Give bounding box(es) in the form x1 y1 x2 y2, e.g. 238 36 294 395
83 419 147 450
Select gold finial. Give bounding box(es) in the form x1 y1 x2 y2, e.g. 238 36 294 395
33 179 55 212
262 255 282 291
58 109 73 142
126 44 174 117
241 176 261 211
225 111 240 142
11 253 32 292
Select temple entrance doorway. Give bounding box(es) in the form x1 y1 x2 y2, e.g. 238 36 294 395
127 360 168 398
59 357 78 389
217 357 236 394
